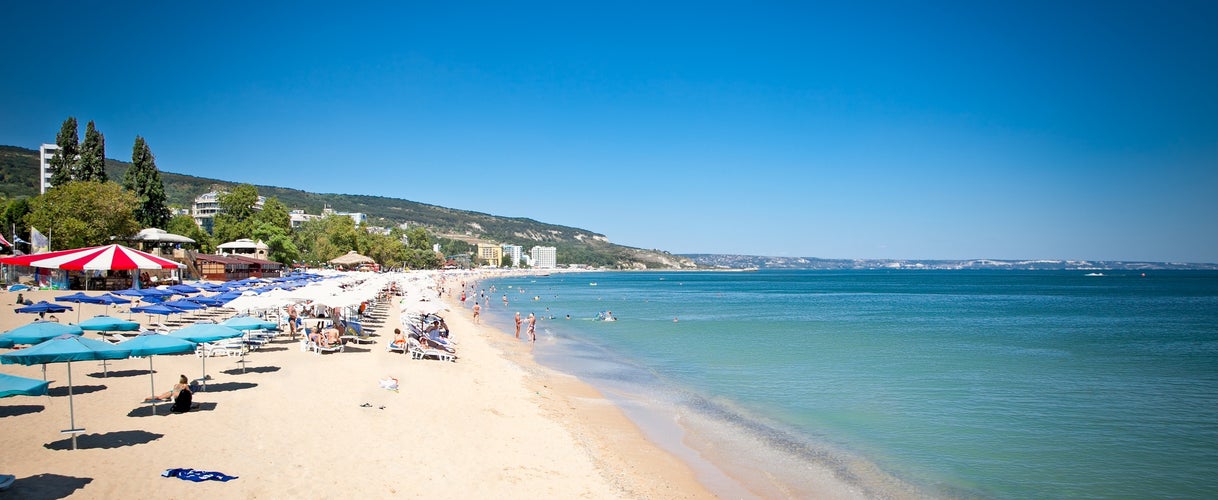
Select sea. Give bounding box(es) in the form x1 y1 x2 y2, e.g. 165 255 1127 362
474 270 1218 499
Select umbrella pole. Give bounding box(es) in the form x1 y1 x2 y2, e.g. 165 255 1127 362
149 357 157 415
200 353 207 392
68 360 77 450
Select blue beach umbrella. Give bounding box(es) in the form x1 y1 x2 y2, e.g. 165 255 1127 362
161 299 205 311
54 292 105 304
0 372 50 398
1 334 131 449
118 332 197 414
221 316 278 331
0 322 85 348
167 284 200 294
93 293 132 305
131 303 183 316
186 296 224 307
55 292 107 322
78 315 141 332
15 301 72 315
167 324 243 391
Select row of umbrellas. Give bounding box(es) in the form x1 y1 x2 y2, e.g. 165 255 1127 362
0 316 277 450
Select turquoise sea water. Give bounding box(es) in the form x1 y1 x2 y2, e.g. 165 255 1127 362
477 270 1218 498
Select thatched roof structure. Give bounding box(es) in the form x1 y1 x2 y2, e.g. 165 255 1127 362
329 251 375 266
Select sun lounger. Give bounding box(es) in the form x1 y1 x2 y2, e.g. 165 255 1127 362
300 337 344 355
408 338 455 362
339 319 375 345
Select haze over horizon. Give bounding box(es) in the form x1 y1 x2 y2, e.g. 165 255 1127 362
2 2 1215 263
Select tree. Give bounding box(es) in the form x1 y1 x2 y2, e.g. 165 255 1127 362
77 121 107 182
2 197 32 248
252 196 291 234
122 136 172 229
167 214 214 253
290 214 361 265
212 184 259 242
49 117 79 187
25 181 139 250
253 221 299 266
364 231 407 269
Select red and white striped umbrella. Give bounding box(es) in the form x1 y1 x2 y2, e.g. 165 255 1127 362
0 244 184 270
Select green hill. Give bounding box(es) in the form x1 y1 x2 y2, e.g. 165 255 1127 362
1 145 693 269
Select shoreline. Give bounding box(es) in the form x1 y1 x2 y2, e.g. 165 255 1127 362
0 282 714 498
471 270 910 500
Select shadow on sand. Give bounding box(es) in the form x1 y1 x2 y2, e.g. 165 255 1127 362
0 404 45 418
5 473 93 499
221 365 281 375
126 401 219 418
45 430 164 450
47 385 106 397
86 369 151 379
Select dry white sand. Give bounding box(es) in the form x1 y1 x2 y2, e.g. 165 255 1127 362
0 287 714 499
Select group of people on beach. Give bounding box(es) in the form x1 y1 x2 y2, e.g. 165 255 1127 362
513 311 537 342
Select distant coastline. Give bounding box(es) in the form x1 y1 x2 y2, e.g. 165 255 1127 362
681 254 1218 271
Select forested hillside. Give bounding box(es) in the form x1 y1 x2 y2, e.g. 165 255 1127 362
1 145 693 269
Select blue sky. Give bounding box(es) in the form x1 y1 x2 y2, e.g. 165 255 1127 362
2 2 1216 262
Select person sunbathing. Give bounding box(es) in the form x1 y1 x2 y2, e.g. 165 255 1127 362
322 327 341 347
390 328 407 349
145 375 190 402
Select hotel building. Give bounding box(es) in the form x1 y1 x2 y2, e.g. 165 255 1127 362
530 246 557 269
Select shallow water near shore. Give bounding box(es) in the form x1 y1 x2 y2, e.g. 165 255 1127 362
479 270 1218 499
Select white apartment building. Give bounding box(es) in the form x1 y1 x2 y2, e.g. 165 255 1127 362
39 144 58 194
501 244 523 267
530 245 557 269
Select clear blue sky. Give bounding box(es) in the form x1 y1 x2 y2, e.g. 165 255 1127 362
3 1 1216 263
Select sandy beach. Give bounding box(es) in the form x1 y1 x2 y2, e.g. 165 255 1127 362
0 283 714 499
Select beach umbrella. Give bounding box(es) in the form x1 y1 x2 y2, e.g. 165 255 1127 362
113 288 158 298
167 324 243 391
54 292 107 321
14 301 72 315
192 282 223 292
130 303 183 319
0 322 84 348
78 315 141 332
54 292 105 304
221 316 278 331
0 243 183 271
167 284 200 294
186 296 224 307
161 299 205 311
0 334 131 449
0 372 50 398
219 317 278 375
117 332 197 414
92 293 132 306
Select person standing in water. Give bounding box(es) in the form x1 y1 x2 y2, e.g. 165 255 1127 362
514 312 522 339
527 313 537 342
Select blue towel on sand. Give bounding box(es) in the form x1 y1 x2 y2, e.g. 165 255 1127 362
162 468 238 482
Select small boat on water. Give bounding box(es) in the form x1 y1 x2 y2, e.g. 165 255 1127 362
589 282 597 286
1085 272 1104 277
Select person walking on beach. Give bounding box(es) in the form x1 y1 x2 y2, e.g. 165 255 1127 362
287 304 299 340
514 312 522 339
527 313 537 342
473 302 481 324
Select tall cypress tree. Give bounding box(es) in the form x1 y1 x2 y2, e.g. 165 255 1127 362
78 121 107 182
123 135 172 228
49 117 79 187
